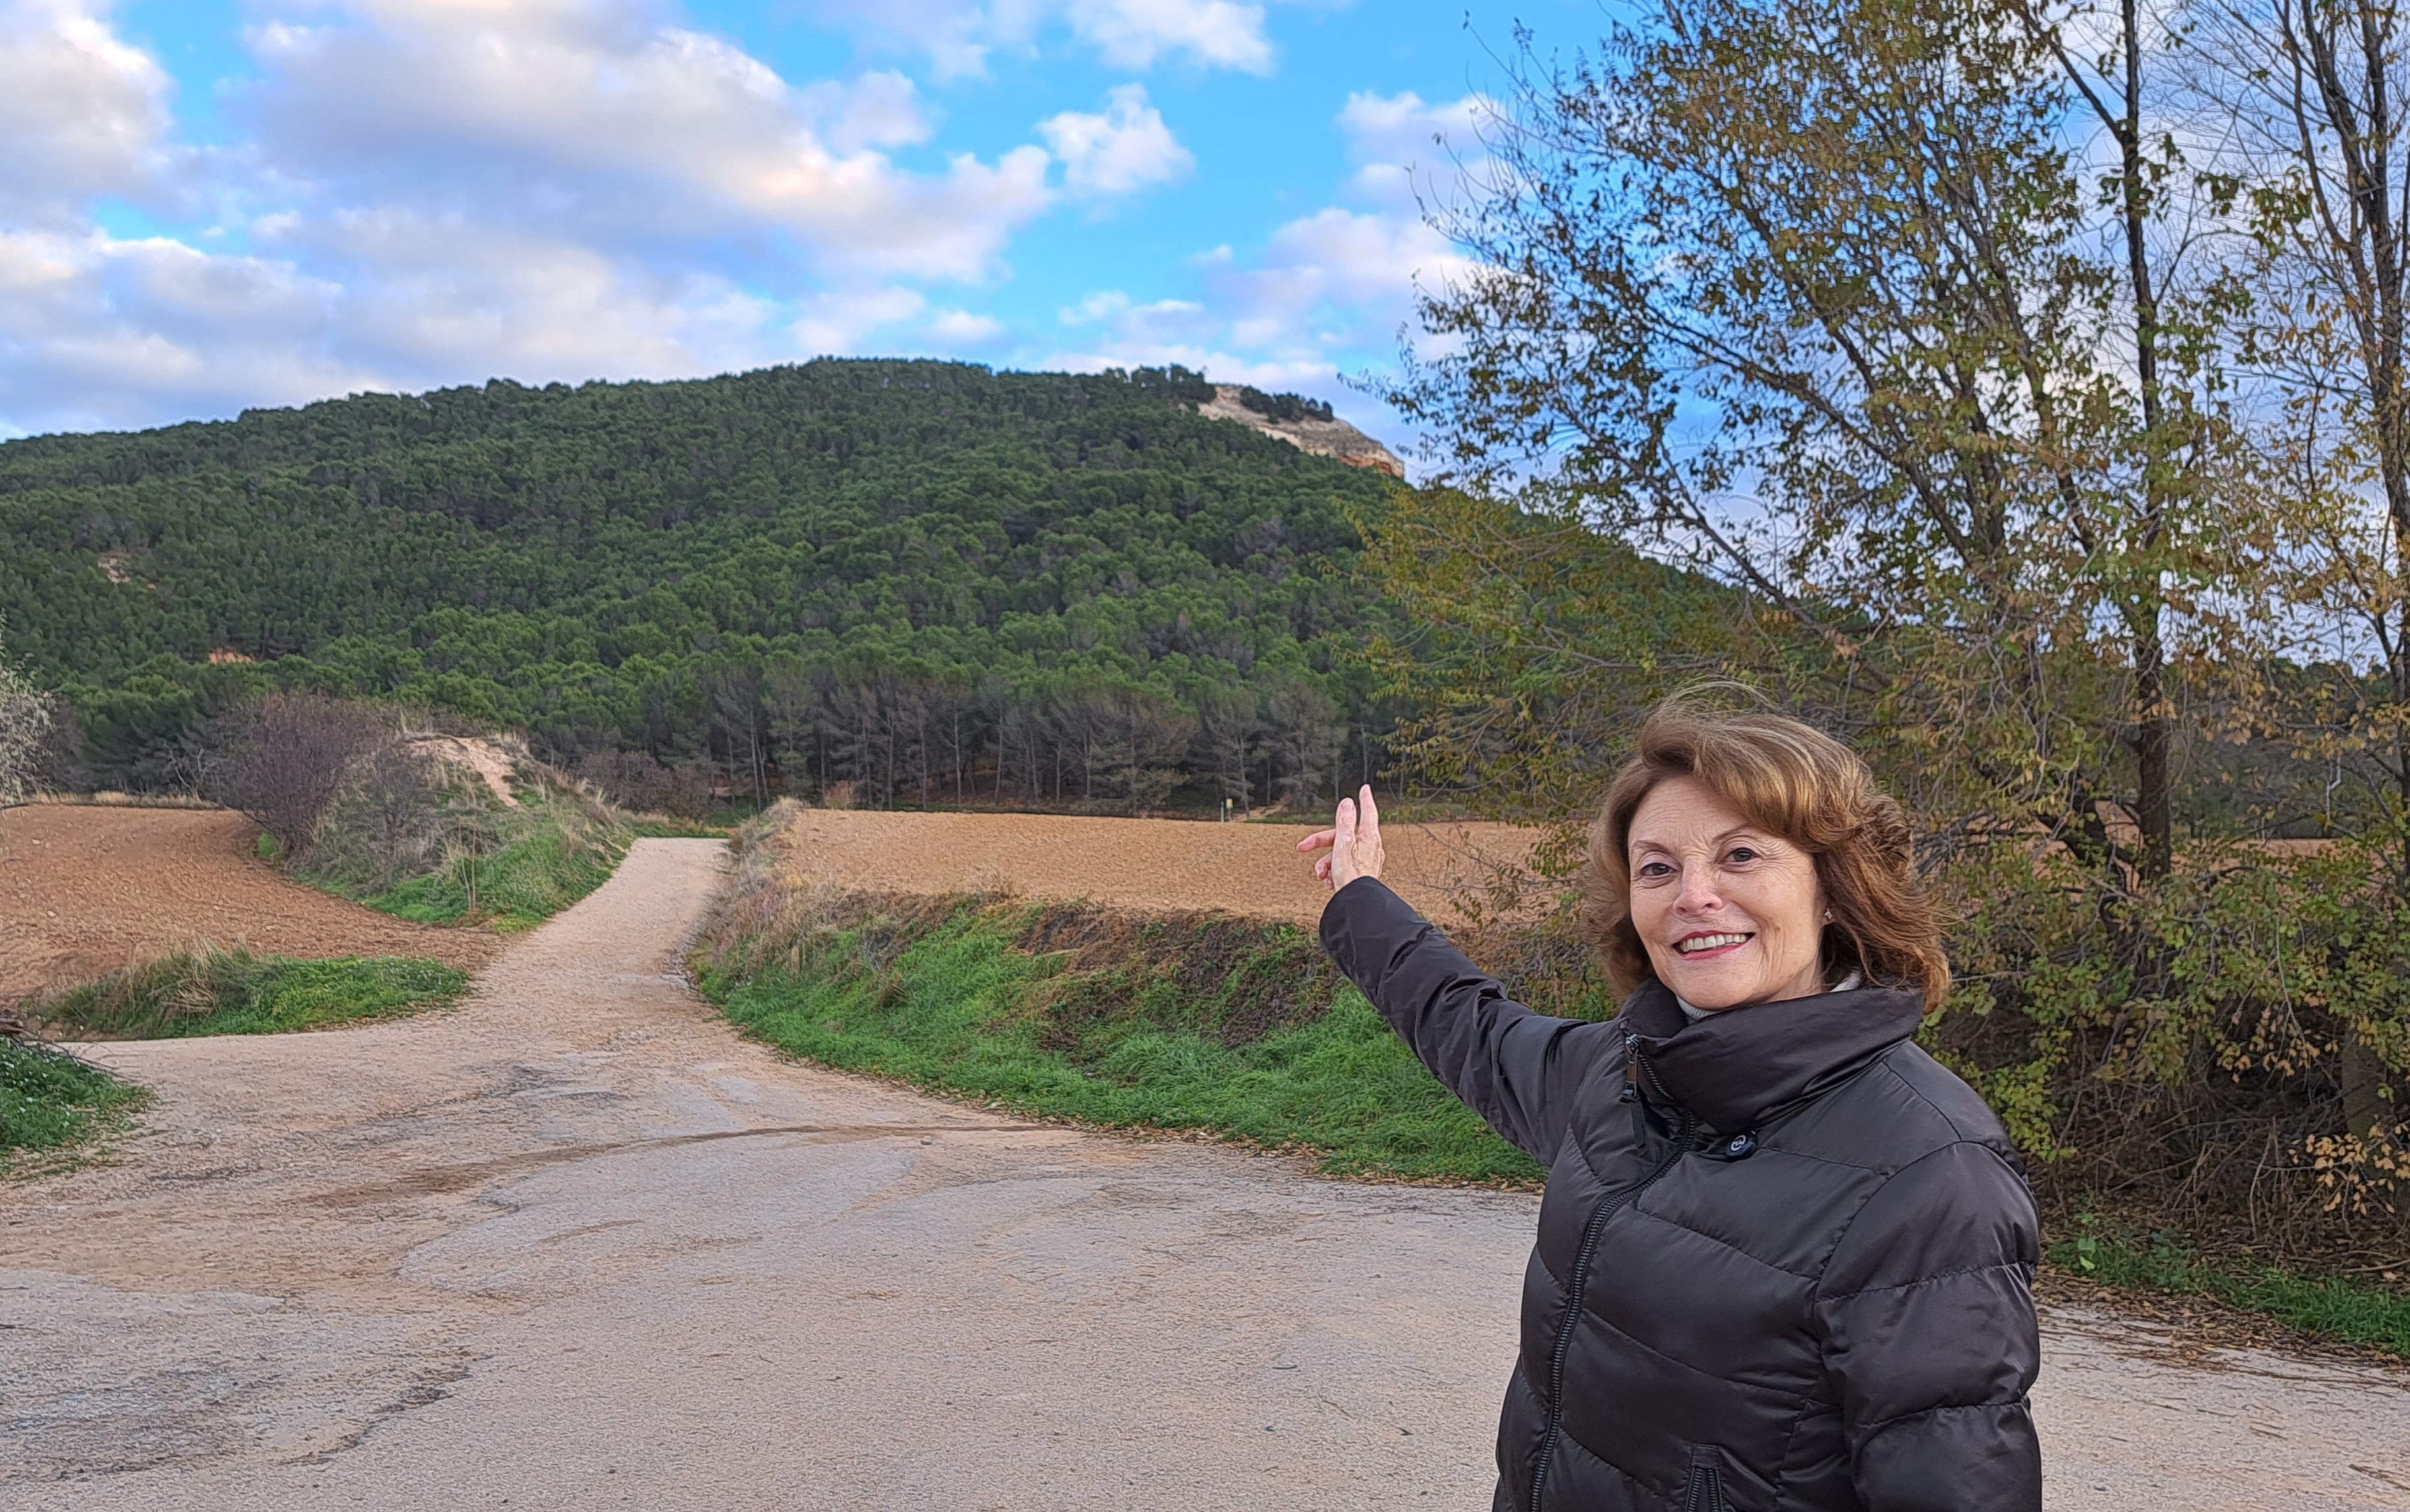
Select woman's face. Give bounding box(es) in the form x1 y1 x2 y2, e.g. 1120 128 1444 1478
1626 774 1828 1012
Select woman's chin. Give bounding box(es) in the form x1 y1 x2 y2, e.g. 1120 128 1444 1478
1662 973 1752 1012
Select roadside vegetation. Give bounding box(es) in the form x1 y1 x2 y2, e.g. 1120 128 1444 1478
200 693 634 932
28 948 467 1040
691 806 1541 1184
0 1039 147 1176
2055 1223 2410 1363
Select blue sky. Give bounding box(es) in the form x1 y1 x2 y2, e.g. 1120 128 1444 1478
0 0 1589 447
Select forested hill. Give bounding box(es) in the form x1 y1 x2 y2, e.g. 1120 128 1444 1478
0 359 1400 809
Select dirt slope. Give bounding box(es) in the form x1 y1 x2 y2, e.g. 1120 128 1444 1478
0 804 498 999
5 841 2407 1509
769 808 1544 926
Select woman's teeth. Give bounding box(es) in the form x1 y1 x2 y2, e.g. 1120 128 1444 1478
1676 933 1750 955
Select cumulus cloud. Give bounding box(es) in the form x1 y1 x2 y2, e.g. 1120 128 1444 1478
244 0 1053 281
0 228 367 434
1039 85 1192 197
1044 91 1482 384
0 0 1068 432
1065 0 1271 73
0 0 173 225
811 0 1272 80
1334 90 1486 182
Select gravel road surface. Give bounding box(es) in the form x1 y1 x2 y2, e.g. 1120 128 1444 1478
5 839 2409 1511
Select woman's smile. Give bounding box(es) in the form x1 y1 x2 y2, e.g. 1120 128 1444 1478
1671 930 1753 958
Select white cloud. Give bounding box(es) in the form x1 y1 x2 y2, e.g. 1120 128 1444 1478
1038 85 1192 197
1336 90 1486 169
927 307 1005 343
0 228 368 432
810 0 1272 79
0 0 173 225
0 0 1072 432
1064 0 1270 73
245 0 1054 281
788 284 929 356
1028 90 1485 464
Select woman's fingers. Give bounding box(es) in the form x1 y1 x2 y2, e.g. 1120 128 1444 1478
1359 784 1380 840
1297 828 1338 852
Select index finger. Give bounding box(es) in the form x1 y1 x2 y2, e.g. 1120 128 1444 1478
1360 785 1380 835
1297 829 1338 852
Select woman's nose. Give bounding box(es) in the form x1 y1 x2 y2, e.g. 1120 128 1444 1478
1676 860 1723 912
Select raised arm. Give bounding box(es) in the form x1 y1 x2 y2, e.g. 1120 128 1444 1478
1305 789 1612 1164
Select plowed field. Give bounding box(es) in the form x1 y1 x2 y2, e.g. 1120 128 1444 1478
0 804 499 1000
766 808 1546 926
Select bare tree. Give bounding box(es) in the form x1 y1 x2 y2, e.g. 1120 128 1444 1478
202 695 384 858
0 628 53 808
355 738 440 887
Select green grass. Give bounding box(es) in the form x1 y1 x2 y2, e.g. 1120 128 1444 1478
359 821 629 932
2053 1223 2410 1361
628 817 737 839
695 897 1542 1185
33 948 469 1039
1 1039 147 1171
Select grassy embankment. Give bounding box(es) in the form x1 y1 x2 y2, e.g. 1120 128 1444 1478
0 1039 148 1175
691 806 1548 1185
303 759 635 933
30 948 469 1040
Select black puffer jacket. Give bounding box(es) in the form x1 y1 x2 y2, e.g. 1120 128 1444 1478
1321 879 2040 1512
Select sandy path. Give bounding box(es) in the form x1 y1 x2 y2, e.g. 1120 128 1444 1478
5 840 2408 1510
0 804 498 999
772 808 1543 926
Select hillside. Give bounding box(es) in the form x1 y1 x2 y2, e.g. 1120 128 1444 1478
0 361 1398 807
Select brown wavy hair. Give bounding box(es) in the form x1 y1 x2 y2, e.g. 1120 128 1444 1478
1581 697 1950 1006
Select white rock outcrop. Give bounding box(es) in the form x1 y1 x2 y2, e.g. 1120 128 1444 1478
1194 386 1405 477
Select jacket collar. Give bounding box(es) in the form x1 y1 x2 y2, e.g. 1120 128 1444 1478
1622 979 1925 1133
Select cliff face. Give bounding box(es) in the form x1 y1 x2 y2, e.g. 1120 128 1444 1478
1194 386 1405 478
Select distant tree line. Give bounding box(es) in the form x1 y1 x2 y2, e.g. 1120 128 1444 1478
572 650 1375 818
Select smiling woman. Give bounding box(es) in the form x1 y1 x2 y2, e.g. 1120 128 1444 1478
1301 696 2040 1512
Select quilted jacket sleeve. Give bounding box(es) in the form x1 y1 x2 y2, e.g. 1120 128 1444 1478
1813 1140 2044 1512
1319 877 1612 1165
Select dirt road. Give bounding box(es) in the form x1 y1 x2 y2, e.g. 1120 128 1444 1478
769 807 1542 926
6 841 2409 1510
0 804 497 1000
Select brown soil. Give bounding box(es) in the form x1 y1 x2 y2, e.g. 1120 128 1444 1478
0 804 499 999
769 808 1547 928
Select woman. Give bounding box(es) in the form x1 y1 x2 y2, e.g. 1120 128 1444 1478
1301 702 2040 1512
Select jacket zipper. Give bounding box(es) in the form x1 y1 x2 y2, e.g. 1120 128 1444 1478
1682 1459 1727 1512
1527 1047 1696 1512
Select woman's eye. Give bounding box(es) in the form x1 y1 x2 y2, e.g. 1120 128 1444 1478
1725 847 1758 864
1637 861 1672 879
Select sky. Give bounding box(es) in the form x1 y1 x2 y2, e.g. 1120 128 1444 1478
0 0 1583 448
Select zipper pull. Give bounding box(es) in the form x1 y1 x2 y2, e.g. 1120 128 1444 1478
1620 1034 1640 1103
